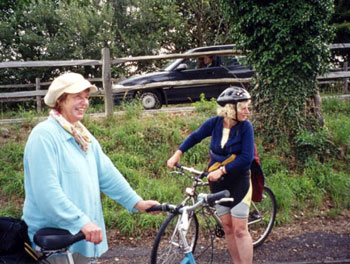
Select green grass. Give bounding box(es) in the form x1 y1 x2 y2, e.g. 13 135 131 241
0 97 349 235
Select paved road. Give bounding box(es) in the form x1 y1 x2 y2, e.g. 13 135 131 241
97 231 350 264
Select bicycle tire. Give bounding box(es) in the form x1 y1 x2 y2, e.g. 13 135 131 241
150 212 199 264
249 186 277 248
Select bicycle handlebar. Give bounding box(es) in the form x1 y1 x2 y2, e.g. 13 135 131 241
206 190 230 206
175 163 208 179
146 190 232 213
146 203 178 213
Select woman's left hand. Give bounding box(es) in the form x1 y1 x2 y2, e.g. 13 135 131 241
134 200 160 214
207 169 223 182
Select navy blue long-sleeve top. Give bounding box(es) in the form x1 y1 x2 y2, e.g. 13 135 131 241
178 116 255 205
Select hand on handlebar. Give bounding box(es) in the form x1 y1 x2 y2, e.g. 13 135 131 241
207 169 224 182
81 221 103 245
134 200 161 215
167 150 183 170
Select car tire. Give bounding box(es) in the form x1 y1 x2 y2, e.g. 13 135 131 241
140 91 162 109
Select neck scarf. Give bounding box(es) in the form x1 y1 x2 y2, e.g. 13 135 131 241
50 109 91 153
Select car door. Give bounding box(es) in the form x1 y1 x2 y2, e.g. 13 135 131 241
165 56 233 103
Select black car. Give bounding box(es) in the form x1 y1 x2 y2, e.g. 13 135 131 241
112 45 254 109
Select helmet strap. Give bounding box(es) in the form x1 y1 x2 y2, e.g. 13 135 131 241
235 104 238 121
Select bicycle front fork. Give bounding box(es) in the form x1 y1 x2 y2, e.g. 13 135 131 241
180 253 196 264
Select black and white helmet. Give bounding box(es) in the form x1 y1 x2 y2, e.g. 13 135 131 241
217 86 251 106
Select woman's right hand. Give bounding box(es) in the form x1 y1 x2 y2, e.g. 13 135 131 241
167 150 182 169
81 221 103 245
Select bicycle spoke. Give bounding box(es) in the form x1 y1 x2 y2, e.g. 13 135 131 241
151 213 199 264
249 186 276 247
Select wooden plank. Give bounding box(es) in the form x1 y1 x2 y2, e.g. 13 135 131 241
102 48 113 117
112 78 252 92
111 50 244 64
0 83 37 89
0 90 48 98
0 97 34 103
323 94 350 100
343 62 349 93
36 78 42 113
0 43 348 69
0 60 101 69
317 71 350 80
329 43 350 49
0 50 243 69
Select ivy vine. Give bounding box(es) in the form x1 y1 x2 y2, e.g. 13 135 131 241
219 0 334 143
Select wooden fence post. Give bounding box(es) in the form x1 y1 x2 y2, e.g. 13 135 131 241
102 48 113 117
314 88 324 127
343 61 349 94
36 78 42 113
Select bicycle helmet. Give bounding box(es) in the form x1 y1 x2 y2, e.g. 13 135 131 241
217 86 251 106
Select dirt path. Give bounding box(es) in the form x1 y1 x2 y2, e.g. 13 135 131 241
98 212 350 263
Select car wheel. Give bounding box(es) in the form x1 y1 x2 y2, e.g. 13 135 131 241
140 91 162 109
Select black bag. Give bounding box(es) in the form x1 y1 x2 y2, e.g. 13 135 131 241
0 217 37 263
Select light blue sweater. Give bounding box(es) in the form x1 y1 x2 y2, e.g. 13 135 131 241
22 117 142 257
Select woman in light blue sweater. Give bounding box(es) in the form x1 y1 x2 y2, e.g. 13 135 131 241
22 72 159 263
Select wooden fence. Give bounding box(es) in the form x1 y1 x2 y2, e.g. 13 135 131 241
0 49 247 116
0 44 349 116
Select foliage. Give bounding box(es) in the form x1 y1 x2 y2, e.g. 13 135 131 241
1 100 350 235
293 129 335 165
193 93 217 115
0 0 235 86
331 0 350 43
219 0 335 145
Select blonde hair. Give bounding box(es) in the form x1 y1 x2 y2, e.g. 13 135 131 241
217 100 251 119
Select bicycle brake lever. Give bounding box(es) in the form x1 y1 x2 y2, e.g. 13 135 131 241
170 171 184 176
216 198 234 204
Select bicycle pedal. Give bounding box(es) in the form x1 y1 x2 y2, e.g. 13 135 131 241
215 225 225 238
249 211 260 221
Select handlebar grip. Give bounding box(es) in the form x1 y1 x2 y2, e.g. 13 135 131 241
76 231 85 241
146 205 163 212
175 163 182 169
200 171 209 179
207 190 230 207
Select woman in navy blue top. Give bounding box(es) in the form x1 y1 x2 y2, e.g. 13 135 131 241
167 87 255 264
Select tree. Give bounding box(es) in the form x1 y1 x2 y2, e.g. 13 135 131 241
0 0 236 84
330 0 350 62
332 0 350 43
219 0 334 146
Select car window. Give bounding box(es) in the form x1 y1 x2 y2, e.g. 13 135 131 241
178 58 198 70
221 56 240 67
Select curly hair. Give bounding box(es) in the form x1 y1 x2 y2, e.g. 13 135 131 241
217 100 251 119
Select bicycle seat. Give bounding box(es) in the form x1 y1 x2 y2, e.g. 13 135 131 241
34 227 85 250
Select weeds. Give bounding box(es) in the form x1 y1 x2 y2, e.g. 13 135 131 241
0 98 349 234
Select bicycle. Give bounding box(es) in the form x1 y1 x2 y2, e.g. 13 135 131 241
149 163 277 264
148 189 233 264
28 228 86 264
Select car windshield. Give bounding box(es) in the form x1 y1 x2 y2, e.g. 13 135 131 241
160 58 183 71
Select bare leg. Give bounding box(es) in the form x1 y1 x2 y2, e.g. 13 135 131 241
232 217 253 264
220 213 240 264
220 214 253 264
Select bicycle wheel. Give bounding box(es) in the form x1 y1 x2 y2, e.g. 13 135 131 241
150 212 199 264
249 186 276 248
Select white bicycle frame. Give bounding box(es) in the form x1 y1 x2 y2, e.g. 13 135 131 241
169 193 233 264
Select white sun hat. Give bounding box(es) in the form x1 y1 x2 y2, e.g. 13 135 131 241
44 72 98 107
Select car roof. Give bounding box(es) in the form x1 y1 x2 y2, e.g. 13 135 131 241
161 44 236 71
185 44 235 54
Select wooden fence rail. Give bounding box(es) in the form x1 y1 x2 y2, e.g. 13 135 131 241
0 44 349 115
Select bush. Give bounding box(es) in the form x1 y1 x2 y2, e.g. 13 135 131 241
0 99 349 234
294 129 335 165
